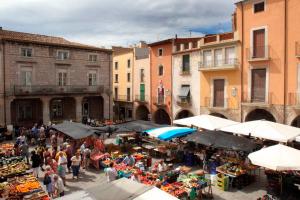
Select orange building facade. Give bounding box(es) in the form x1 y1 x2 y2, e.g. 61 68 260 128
235 0 300 126
149 39 173 124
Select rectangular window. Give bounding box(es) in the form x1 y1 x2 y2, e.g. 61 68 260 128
225 47 235 64
158 65 164 76
127 59 131 68
58 72 67 86
179 85 190 103
127 73 131 82
182 54 190 72
51 100 63 118
213 79 225 107
57 50 69 60
88 71 97 86
127 88 131 101
184 43 189 50
214 49 223 67
88 54 97 62
114 87 118 100
158 48 163 56
18 103 33 120
21 48 32 57
192 41 198 49
140 69 145 82
251 68 266 102
20 70 32 86
203 50 212 67
115 62 118 70
253 29 266 58
115 74 119 83
254 2 265 13
176 44 181 52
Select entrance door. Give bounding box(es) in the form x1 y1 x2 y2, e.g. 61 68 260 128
253 29 265 58
140 84 145 101
251 69 266 102
213 79 225 107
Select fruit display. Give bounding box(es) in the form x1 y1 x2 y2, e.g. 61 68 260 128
0 143 14 151
217 163 248 176
161 182 187 197
0 159 29 179
177 174 208 189
0 174 49 200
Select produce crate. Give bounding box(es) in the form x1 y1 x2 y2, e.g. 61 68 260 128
216 173 229 191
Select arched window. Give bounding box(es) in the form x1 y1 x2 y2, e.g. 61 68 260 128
158 65 164 76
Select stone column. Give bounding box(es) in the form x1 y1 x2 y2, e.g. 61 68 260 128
75 96 83 122
41 97 50 125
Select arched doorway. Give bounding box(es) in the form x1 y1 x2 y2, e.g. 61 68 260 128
245 109 276 122
82 96 104 120
135 105 150 121
291 116 300 128
175 110 194 120
210 113 227 119
153 109 171 125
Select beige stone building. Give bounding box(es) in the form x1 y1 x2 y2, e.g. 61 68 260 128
0 28 112 127
133 42 150 121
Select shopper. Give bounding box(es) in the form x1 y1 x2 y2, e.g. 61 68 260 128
31 150 41 178
71 151 81 179
82 147 91 169
53 174 65 198
123 153 135 166
46 157 58 173
43 166 53 196
104 162 117 182
57 152 67 185
19 141 29 164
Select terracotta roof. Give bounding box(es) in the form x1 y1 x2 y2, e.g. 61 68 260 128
0 29 112 52
148 38 174 46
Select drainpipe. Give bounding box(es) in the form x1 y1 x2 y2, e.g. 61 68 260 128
109 53 112 120
240 2 244 122
170 39 174 125
2 40 6 125
283 0 287 124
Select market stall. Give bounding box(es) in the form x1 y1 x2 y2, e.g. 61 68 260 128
0 174 49 200
248 144 300 199
173 114 239 130
0 156 29 182
144 127 196 141
220 120 300 143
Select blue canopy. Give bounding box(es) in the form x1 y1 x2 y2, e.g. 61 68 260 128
145 127 196 141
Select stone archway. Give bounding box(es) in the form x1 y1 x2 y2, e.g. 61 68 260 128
82 96 104 120
245 109 276 122
210 113 227 119
175 110 194 120
153 109 171 125
50 97 76 121
135 105 150 121
291 115 300 128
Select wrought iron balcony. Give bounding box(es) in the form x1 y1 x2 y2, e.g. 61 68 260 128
113 95 131 102
153 95 166 106
12 85 104 96
176 96 191 107
246 46 270 61
199 58 239 71
135 95 149 103
241 91 273 105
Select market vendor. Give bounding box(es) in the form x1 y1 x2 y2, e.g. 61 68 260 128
123 153 135 166
158 160 167 173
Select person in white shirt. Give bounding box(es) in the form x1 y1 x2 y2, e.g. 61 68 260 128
53 174 64 197
71 152 81 179
158 160 167 173
57 152 67 185
105 162 118 182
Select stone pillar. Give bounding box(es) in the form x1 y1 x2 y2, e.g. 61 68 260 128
75 96 83 122
5 97 13 125
41 97 50 125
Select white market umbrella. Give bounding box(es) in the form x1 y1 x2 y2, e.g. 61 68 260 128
248 144 300 171
173 114 239 130
133 187 179 200
220 120 300 143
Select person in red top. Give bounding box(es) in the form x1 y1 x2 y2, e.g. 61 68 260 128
46 157 58 173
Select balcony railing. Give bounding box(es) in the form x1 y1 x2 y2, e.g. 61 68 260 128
296 42 300 57
220 32 234 41
176 96 191 107
199 58 239 71
135 95 149 103
204 97 229 108
180 69 191 75
153 95 166 106
114 95 131 102
12 85 104 96
204 35 217 44
246 46 270 61
242 91 273 105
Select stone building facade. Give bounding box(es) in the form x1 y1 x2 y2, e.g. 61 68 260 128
0 29 112 127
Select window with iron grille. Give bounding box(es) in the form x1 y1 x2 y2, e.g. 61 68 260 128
254 1 265 13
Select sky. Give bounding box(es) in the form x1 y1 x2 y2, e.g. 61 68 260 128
0 0 237 48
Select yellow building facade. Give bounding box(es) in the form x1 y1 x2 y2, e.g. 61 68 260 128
112 47 134 121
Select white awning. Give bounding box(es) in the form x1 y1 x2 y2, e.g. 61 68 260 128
173 114 239 130
248 144 300 171
134 187 179 200
220 120 300 142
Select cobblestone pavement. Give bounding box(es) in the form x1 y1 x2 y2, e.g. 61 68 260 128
42 166 267 200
